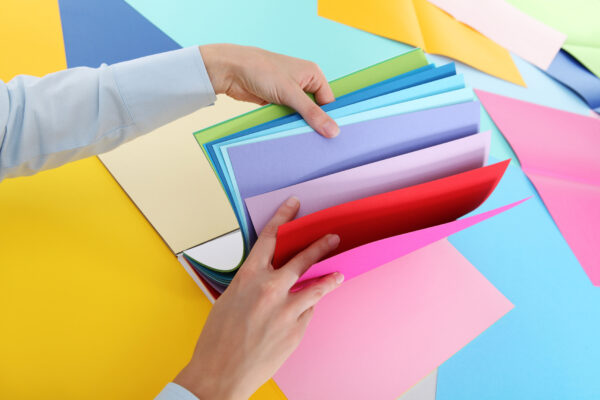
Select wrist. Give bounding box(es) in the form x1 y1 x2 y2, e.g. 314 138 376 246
199 44 236 95
174 362 238 400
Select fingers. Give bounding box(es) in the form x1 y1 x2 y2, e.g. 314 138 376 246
279 234 340 287
313 83 335 106
297 306 315 331
290 272 344 315
282 84 339 138
250 196 300 265
304 64 335 106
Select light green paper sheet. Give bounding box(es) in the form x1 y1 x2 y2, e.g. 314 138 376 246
507 0 600 77
193 49 428 152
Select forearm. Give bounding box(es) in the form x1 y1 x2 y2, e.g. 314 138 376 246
0 46 215 181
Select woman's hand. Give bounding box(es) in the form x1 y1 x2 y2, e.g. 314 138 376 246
174 197 344 400
200 44 340 138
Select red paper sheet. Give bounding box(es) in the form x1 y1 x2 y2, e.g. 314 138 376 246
273 160 510 268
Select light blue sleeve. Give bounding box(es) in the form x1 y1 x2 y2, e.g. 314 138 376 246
155 383 200 400
0 46 216 181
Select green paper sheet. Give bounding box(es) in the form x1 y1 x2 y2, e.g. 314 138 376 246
507 0 600 78
193 49 428 151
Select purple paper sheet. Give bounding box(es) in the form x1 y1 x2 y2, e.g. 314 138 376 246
245 131 491 234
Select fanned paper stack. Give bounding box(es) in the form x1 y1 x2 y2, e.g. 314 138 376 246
183 48 526 294
178 49 527 398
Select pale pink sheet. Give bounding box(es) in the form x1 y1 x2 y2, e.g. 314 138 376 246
476 90 600 285
274 240 513 399
429 0 565 70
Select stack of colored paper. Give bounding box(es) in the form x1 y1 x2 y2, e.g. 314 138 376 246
179 48 525 297
178 48 526 398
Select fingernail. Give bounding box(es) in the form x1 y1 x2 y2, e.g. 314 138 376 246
322 120 340 138
328 234 340 248
333 272 345 284
286 196 299 207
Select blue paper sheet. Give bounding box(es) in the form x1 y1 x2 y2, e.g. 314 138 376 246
440 160 600 399
546 50 600 113
59 0 180 67
323 63 455 111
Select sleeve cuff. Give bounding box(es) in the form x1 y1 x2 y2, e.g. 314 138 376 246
0 80 8 139
110 46 217 134
155 383 200 400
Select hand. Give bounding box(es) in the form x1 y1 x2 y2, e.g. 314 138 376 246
174 197 344 399
199 44 340 138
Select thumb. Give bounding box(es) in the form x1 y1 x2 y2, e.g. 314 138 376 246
282 85 340 138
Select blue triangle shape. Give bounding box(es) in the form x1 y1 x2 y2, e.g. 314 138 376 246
58 0 181 68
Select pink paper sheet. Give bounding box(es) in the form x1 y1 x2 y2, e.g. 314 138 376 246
245 132 491 234
476 89 600 285
274 240 514 399
428 0 566 70
296 198 527 285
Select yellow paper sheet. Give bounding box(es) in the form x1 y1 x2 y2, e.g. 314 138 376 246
0 159 200 398
100 95 256 253
0 0 66 81
318 0 525 86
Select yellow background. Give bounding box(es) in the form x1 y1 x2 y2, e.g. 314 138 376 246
0 1 284 398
